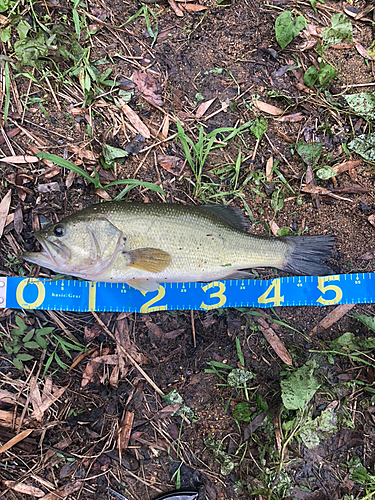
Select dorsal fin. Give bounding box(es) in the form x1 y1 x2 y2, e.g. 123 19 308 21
201 205 249 231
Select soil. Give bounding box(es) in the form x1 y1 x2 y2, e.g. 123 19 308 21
0 0 375 499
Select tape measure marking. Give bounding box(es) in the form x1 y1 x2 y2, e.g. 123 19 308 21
0 273 374 313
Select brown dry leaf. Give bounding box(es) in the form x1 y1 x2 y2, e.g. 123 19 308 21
277 129 294 144
68 144 97 162
277 112 304 123
158 154 183 176
118 98 150 139
81 357 101 388
118 410 134 452
0 389 26 406
181 3 208 12
0 155 38 164
0 190 11 239
310 304 355 336
331 42 353 49
0 429 33 454
94 188 112 200
256 317 293 366
369 214 375 226
65 170 75 188
133 70 164 107
168 0 184 16
161 115 170 139
253 100 283 116
332 159 362 174
266 155 273 182
195 98 216 118
39 480 82 500
0 409 21 428
154 403 182 420
0 127 21 145
3 480 44 497
268 219 279 237
13 206 23 234
29 376 67 422
164 328 185 339
355 42 374 60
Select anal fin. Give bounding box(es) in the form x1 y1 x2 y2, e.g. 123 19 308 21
127 278 160 292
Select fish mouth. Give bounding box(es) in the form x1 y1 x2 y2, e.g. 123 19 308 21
23 233 71 270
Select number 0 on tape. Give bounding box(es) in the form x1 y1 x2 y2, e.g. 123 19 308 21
0 274 374 313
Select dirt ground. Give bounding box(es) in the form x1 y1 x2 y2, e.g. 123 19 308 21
0 0 375 499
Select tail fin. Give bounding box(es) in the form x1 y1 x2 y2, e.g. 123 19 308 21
280 235 335 276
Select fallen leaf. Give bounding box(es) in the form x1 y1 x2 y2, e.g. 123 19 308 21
355 42 374 60
195 98 216 118
154 403 182 419
118 98 150 139
38 183 60 194
29 376 67 422
268 219 279 236
253 100 284 116
95 188 112 200
301 184 352 202
133 70 164 107
266 155 273 181
0 127 21 145
310 304 356 336
332 159 362 174
68 144 97 162
256 317 293 366
0 429 33 454
161 115 170 139
369 214 375 226
0 155 38 164
13 206 23 234
168 0 184 17
157 154 183 176
181 3 208 11
165 328 185 339
39 481 82 500
2 480 44 497
0 190 11 238
277 112 304 122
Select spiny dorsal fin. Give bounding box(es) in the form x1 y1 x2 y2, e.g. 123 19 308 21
201 205 250 231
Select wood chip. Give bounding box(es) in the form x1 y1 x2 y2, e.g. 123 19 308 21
332 159 362 174
310 304 356 336
168 0 184 16
266 155 273 181
256 317 293 366
2 480 44 497
118 410 134 453
0 190 11 239
277 112 304 123
0 429 33 454
253 100 284 116
0 155 38 164
369 214 375 226
13 206 23 234
181 3 208 11
118 98 151 139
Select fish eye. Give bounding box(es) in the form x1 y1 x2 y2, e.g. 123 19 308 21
53 225 65 237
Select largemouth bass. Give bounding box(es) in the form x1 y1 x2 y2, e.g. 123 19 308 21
23 202 335 291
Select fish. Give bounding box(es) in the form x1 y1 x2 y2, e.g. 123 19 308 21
23 202 335 292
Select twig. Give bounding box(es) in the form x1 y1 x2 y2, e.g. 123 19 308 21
91 312 164 396
190 310 196 348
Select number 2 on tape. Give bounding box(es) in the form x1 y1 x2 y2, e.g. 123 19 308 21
257 279 284 306
140 286 167 313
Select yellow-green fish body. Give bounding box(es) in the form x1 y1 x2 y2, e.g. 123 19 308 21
23 202 335 291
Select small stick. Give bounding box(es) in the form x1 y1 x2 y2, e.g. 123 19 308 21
190 310 196 348
91 312 164 396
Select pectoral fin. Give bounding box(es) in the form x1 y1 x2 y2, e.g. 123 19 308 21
124 248 172 273
127 278 160 292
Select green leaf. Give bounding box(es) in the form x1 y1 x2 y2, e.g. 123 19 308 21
22 329 35 343
300 407 337 449
14 32 49 66
13 358 24 371
316 165 337 180
232 402 251 423
353 314 375 333
271 186 285 213
37 153 102 188
322 13 353 45
296 141 322 167
23 341 40 349
344 92 375 120
275 11 306 50
16 19 31 40
72 8 80 38
17 353 34 361
304 65 319 87
227 368 253 388
235 337 245 366
0 25 11 43
317 65 336 87
281 360 320 410
15 315 27 331
250 117 267 140
54 352 67 370
348 133 375 162
36 327 55 336
102 144 129 165
35 333 47 349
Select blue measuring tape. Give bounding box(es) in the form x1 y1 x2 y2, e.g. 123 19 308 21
0 273 373 313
